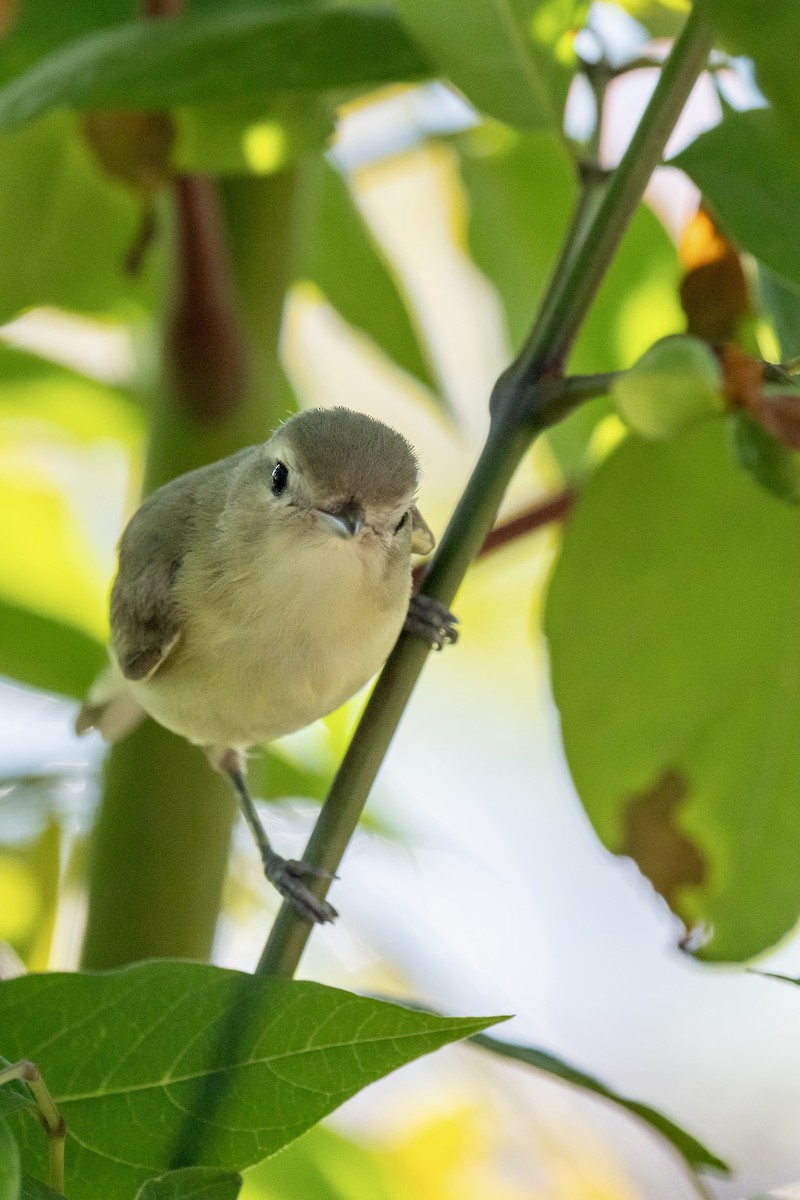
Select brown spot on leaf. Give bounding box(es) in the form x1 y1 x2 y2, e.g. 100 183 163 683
620 769 706 917
679 207 751 345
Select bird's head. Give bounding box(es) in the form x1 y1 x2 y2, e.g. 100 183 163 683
228 407 434 556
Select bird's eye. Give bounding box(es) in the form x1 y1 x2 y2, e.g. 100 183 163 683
394 511 409 534
271 461 289 495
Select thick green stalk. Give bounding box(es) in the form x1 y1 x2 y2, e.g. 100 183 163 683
81 172 301 968
258 4 713 979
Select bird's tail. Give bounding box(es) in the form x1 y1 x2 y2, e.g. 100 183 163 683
75 660 145 742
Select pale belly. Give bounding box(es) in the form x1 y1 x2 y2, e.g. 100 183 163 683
129 536 408 749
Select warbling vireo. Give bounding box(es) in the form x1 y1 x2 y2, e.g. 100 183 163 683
77 407 457 924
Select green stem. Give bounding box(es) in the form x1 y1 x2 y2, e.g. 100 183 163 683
0 1060 65 1193
258 4 711 980
501 1 712 396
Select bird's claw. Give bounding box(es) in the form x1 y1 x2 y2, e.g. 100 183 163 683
404 594 459 651
264 854 338 924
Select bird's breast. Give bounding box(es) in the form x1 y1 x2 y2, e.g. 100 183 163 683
131 531 409 749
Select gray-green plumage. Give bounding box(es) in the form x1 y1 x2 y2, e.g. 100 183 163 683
76 408 445 924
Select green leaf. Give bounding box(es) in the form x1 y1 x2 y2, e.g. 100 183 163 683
0 1119 21 1200
544 422 800 961
20 1175 64 1200
472 1034 727 1173
702 0 800 144
730 410 800 507
0 6 430 132
0 111 163 323
672 109 800 292
0 601 105 699
173 95 335 178
2 962 503 1199
135 1168 242 1200
394 0 582 132
298 160 435 390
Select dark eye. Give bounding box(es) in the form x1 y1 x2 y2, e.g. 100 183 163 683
394 511 409 534
271 461 289 495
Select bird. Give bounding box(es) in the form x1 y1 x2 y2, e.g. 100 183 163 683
77 406 457 925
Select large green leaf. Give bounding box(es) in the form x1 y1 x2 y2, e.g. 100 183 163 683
135 1169 242 1200
0 5 430 132
298 159 435 390
2 962 502 1199
472 1034 726 1173
394 0 583 132
0 111 162 323
544 422 800 961
672 108 800 291
0 1119 21 1200
702 1 800 144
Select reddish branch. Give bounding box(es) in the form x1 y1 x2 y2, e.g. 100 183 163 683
413 487 575 589
140 0 250 424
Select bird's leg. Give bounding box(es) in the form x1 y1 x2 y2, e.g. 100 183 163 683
213 748 337 925
404 594 459 651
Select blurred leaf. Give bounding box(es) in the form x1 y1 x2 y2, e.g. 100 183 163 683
0 1119 20 1200
544 422 800 960
12 822 62 972
243 1125 396 1200
0 5 431 131
4 961 503 1198
394 0 583 132
672 109 800 292
702 0 800 143
615 0 687 38
253 747 329 805
759 264 800 360
458 126 681 473
0 602 105 699
298 159 435 390
730 411 800 507
0 111 163 323
174 96 334 177
136 1168 242 1200
0 368 142 445
0 462 107 640
472 1033 727 1173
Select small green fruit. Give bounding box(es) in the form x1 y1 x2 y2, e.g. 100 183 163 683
730 409 800 506
612 336 724 440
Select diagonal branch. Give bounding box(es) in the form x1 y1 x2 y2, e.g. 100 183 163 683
258 3 713 979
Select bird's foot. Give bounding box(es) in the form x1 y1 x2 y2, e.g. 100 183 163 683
404 594 459 651
262 850 338 925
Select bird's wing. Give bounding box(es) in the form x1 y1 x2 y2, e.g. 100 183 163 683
410 505 435 555
110 477 195 682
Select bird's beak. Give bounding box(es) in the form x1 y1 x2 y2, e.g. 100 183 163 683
314 502 364 540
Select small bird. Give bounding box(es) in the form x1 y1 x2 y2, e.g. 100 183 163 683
77 407 457 924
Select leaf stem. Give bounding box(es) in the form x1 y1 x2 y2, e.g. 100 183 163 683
257 4 712 980
0 1060 65 1193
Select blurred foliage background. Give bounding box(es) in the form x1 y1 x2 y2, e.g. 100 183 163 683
5 0 800 1197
